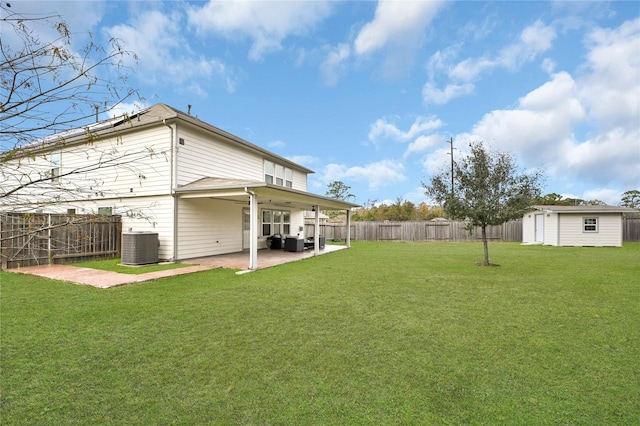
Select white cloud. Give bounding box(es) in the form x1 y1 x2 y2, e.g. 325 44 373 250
107 102 149 119
497 20 556 70
268 140 286 149
404 134 442 158
468 18 640 192
448 57 494 82
582 188 623 205
354 0 444 56
369 116 442 143
578 18 640 131
472 71 585 165
422 82 475 105
286 155 318 168
322 160 406 191
320 43 351 86
106 10 237 93
425 20 557 105
187 0 334 61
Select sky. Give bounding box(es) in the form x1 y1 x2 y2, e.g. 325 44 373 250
9 1 640 206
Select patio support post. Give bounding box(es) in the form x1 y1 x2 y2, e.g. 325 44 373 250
248 191 258 270
314 205 320 255
346 209 351 248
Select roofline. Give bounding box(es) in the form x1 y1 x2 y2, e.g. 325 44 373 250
175 180 360 209
4 103 315 175
530 205 638 213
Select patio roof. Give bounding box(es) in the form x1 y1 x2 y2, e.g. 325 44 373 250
175 177 360 211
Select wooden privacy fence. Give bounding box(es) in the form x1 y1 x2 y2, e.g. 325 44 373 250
623 217 640 241
308 218 640 243
306 220 523 243
0 213 122 269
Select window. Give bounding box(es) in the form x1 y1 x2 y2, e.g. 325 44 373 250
583 217 598 232
264 160 275 184
50 153 61 183
98 207 113 216
261 209 291 236
285 168 293 188
67 208 76 214
264 160 293 188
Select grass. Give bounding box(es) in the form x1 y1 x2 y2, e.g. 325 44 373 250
70 257 192 274
2 242 639 425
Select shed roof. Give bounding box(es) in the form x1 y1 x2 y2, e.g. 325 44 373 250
530 205 638 214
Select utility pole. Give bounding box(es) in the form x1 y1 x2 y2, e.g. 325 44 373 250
447 137 455 197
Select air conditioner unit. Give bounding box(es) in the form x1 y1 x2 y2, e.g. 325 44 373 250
122 231 158 265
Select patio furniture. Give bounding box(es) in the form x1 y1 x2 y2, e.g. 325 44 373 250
285 237 304 252
304 236 325 249
267 234 283 250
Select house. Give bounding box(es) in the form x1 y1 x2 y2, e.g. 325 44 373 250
522 205 637 247
1 104 359 269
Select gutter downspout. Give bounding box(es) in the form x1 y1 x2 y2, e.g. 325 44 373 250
163 119 179 261
245 187 258 270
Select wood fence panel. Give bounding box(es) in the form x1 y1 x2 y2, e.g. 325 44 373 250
306 220 525 243
312 219 636 243
1 213 122 269
623 217 640 241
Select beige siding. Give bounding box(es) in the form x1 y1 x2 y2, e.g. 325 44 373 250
522 212 536 243
558 213 623 247
176 127 265 185
543 213 559 246
33 195 175 260
5 125 172 203
177 198 243 259
292 169 308 191
175 126 309 191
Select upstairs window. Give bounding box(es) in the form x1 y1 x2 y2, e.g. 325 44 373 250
264 160 275 184
583 217 598 233
264 160 293 188
50 153 61 183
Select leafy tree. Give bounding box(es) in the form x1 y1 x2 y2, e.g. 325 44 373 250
620 190 640 209
325 181 355 201
324 181 355 219
424 141 544 266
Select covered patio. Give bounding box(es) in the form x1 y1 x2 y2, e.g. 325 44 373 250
176 177 359 270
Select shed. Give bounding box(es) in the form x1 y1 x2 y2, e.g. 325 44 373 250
522 205 637 247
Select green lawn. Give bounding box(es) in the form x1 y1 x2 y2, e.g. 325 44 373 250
2 242 639 425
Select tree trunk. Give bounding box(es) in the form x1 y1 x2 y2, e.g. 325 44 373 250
482 225 490 266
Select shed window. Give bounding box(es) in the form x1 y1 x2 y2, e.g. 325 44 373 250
583 217 598 233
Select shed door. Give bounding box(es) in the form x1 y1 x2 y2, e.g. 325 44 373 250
535 214 544 242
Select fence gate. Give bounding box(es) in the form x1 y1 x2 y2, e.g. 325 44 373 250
0 213 122 269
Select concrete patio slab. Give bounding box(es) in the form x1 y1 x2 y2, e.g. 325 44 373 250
6 245 347 288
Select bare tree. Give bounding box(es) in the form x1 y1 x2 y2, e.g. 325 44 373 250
424 141 544 266
0 3 168 213
0 1 172 266
1 2 138 150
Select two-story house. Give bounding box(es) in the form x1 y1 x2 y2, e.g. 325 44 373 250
1 104 358 269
